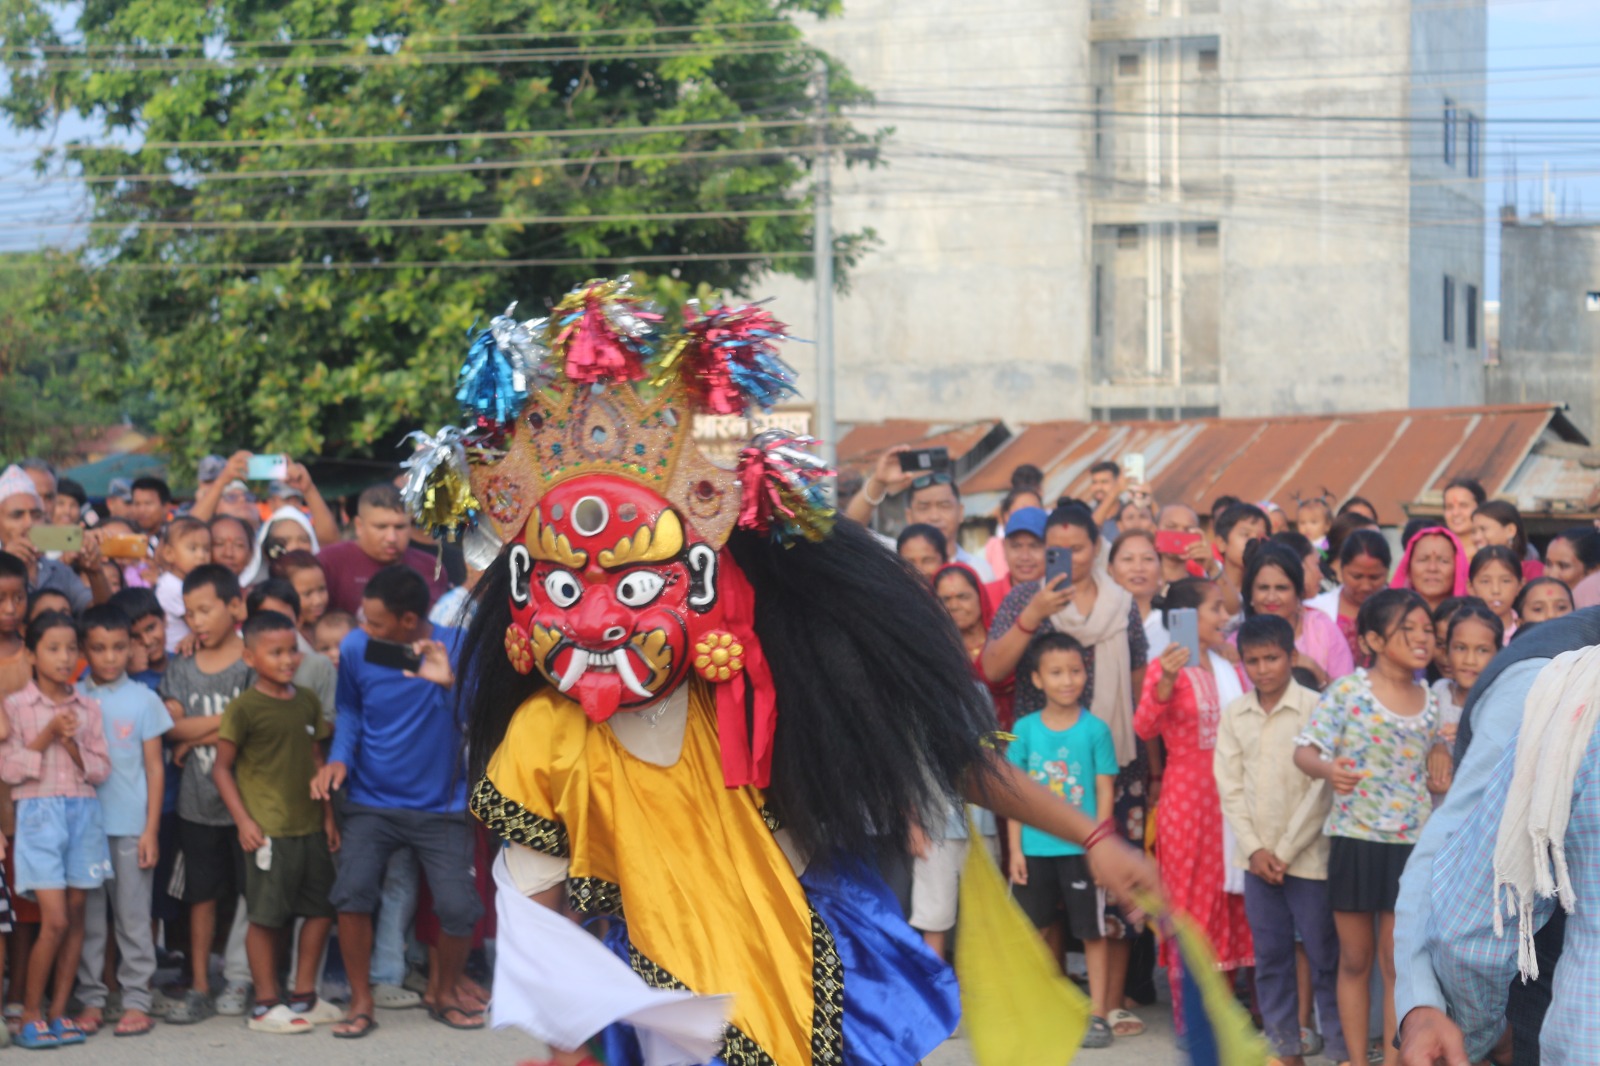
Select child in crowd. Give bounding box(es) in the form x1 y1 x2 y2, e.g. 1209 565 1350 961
1294 496 1333 551
154 516 213 653
1467 545 1522 639
313 611 357 668
1213 503 1270 617
1512 575 1574 628
159 564 253 1024
1425 600 1501 804
1214 614 1342 1066
1294 588 1439 1066
27 590 72 622
1426 596 1470 685
0 554 27 703
1 612 111 1049
247 581 337 722
1471 499 1542 579
273 552 330 646
212 611 341 1034
110 587 168 688
1135 578 1254 1040
74 603 171 1037
1006 632 1118 1048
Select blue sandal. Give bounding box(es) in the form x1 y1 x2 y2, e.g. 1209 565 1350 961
15 1020 58 1050
49 1017 87 1045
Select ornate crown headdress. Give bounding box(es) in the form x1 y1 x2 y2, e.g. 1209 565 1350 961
402 276 834 563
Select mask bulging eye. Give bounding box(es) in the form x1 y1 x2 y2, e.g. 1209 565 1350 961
615 570 665 607
543 571 582 608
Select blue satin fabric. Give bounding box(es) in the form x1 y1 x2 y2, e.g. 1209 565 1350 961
594 857 961 1065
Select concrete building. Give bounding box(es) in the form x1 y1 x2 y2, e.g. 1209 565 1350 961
770 0 1487 423
1488 211 1600 440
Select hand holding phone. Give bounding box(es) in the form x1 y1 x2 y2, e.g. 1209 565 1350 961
363 637 422 673
1168 607 1201 664
1044 545 1074 589
1122 452 1146 485
246 453 289 481
101 533 151 560
898 447 950 475
1154 530 1201 557
29 524 83 554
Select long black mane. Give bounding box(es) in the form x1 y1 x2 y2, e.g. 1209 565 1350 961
460 518 999 861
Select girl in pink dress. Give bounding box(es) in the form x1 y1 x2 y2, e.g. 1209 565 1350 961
1135 577 1254 1037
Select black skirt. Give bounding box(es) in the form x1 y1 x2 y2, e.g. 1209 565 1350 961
1327 836 1413 913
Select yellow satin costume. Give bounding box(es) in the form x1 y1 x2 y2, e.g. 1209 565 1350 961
472 681 842 1065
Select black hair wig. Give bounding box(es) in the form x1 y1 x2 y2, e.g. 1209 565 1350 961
460 518 1001 863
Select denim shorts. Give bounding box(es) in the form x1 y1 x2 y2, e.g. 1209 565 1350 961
14 796 113 895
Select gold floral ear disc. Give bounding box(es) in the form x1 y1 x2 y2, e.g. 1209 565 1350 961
504 623 535 676
694 631 745 683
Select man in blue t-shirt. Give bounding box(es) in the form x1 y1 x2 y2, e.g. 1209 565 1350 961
312 565 479 1039
1005 631 1120 1048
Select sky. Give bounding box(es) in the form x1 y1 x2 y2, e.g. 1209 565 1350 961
0 0 1595 303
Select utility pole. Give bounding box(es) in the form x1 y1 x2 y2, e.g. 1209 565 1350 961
812 61 837 473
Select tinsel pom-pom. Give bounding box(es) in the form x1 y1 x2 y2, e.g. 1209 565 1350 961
456 302 549 428
400 427 484 542
735 430 836 544
658 301 798 416
549 276 663 384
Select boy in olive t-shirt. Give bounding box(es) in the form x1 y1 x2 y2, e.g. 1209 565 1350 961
212 611 340 1034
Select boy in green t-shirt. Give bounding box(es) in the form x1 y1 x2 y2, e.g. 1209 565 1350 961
213 610 341 1035
1006 632 1119 1048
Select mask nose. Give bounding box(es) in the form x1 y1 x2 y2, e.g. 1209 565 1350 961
568 586 630 648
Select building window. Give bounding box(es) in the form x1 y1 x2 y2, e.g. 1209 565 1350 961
1443 275 1456 343
1195 224 1219 247
1118 53 1141 78
1197 48 1219 74
1094 88 1104 160
1116 225 1140 249
1093 265 1103 338
1587 292 1600 312
1466 283 1479 349
1444 101 1457 167
1467 113 1480 178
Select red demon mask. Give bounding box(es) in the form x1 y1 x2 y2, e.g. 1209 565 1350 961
504 475 720 723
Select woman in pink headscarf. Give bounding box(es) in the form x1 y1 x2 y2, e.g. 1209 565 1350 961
1391 526 1470 613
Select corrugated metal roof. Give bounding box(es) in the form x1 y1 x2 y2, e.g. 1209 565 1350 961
839 404 1586 526
835 419 1011 482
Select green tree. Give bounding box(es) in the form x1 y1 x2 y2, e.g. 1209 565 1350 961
0 0 875 473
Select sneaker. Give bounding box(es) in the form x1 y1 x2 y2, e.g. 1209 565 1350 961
372 983 422 1010
247 1003 313 1035
215 983 252 1016
165 989 215 1025
1083 1016 1115 1049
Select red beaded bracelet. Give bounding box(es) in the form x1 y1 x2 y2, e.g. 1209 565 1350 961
1016 618 1039 635
1082 818 1118 852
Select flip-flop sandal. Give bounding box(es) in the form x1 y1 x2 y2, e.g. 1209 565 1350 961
428 1005 486 1031
114 1013 156 1038
72 1012 103 1036
15 1021 58 1050
1108 1008 1145 1036
332 1013 379 1040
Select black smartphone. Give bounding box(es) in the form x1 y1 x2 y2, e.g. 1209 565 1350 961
1044 545 1073 589
364 637 421 673
898 446 949 474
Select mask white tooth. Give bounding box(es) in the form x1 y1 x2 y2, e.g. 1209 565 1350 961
613 647 655 700
558 648 590 692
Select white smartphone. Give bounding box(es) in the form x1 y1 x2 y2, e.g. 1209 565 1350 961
1122 452 1146 485
246 454 289 481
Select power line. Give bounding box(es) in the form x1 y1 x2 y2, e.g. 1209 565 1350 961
0 250 815 270
17 207 810 233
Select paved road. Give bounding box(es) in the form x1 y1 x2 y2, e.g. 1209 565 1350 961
38 999 1192 1065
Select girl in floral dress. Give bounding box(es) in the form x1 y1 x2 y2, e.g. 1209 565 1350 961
1134 577 1253 1040
1293 588 1439 1066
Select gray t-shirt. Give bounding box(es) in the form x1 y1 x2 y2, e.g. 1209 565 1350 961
159 655 254 826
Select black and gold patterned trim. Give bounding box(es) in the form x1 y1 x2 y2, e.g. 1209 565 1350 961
624 907 844 1065
760 804 782 833
567 876 624 919
809 909 845 1064
469 776 569 857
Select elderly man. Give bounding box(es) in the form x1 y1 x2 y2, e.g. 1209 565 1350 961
1396 608 1600 1065
0 465 109 612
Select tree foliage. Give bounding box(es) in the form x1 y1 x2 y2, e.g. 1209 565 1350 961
0 0 874 472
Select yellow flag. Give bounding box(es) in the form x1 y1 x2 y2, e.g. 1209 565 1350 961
955 821 1090 1065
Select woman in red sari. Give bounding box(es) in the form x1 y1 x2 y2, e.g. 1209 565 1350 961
1134 576 1254 1039
935 562 1009 726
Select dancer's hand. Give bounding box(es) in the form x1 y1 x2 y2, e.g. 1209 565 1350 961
1085 838 1162 922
